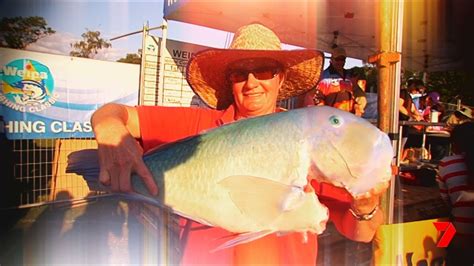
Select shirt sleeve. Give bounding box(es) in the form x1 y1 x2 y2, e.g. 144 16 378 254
437 168 449 204
136 106 222 152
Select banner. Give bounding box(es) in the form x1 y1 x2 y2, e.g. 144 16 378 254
0 48 139 139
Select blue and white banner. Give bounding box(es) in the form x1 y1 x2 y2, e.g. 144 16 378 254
0 48 139 139
163 0 186 18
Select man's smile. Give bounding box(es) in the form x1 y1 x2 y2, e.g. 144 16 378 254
244 91 265 97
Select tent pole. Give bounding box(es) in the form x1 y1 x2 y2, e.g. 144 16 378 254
370 0 404 225
139 22 149 105
157 19 168 106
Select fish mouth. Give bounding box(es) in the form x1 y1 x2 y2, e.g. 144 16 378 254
307 163 332 186
310 130 393 196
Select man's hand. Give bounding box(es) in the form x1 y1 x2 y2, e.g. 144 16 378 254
350 181 389 217
96 130 157 195
92 103 158 196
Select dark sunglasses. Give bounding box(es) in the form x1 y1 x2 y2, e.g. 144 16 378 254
227 67 281 83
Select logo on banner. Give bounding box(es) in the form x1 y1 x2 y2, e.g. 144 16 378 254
1 58 58 112
433 221 456 247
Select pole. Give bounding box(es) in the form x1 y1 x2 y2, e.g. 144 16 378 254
368 0 404 225
157 20 168 106
370 2 404 264
138 22 149 105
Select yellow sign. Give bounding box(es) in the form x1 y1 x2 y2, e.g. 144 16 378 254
373 218 447 265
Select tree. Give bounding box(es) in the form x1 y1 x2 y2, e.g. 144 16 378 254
117 53 141 64
402 69 473 106
0 16 55 49
70 29 111 58
426 71 473 106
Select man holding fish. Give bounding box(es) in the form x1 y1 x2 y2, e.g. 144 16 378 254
90 23 391 265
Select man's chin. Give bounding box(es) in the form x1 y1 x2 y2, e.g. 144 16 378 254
241 104 272 116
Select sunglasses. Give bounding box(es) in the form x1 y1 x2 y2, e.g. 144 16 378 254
227 67 281 83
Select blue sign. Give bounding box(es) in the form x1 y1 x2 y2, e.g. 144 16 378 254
0 51 139 140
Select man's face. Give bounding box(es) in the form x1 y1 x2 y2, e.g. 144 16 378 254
227 58 284 117
331 56 346 71
408 86 419 96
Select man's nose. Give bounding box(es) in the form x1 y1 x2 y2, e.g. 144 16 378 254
244 73 259 88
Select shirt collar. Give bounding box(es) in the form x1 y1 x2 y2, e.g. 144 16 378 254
216 104 286 126
216 104 237 126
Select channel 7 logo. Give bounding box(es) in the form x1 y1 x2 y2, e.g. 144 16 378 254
433 222 456 247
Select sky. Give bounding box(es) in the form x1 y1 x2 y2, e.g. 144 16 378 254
0 0 363 68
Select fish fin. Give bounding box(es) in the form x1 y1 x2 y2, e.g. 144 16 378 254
210 230 274 252
281 187 306 211
171 210 214 227
276 231 308 243
118 192 164 207
275 231 290 237
66 149 109 192
219 175 306 226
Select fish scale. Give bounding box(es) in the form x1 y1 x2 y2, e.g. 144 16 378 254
138 116 309 231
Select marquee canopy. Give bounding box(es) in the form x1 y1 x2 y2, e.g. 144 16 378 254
163 0 468 72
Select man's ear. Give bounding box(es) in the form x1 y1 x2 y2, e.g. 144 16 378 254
278 71 286 88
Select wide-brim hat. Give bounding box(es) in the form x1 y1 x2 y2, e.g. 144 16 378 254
186 23 324 110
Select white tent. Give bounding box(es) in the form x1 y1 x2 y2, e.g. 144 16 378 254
163 0 464 72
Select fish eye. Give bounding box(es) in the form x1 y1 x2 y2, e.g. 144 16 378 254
329 115 343 127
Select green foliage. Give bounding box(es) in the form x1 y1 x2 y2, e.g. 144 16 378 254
404 70 473 106
69 29 111 58
0 16 55 49
117 53 141 64
425 71 472 105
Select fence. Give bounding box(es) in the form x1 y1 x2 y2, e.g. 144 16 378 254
1 138 100 209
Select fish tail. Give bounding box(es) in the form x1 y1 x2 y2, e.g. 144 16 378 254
66 149 107 192
66 149 165 207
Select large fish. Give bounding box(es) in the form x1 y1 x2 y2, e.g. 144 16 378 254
67 106 393 249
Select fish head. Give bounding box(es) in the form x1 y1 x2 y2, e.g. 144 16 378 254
304 106 393 196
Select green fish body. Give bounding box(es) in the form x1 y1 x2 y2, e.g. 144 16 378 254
130 106 393 246
69 106 393 249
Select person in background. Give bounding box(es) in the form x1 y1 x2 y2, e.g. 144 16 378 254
399 88 423 161
304 78 355 113
301 48 368 117
322 46 350 79
348 67 368 117
437 122 474 265
445 105 473 130
421 91 445 122
91 23 388 265
406 78 426 111
420 91 450 161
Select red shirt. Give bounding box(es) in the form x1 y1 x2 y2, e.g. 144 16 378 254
137 105 352 265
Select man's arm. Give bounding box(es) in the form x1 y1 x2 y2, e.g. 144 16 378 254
91 103 158 195
321 182 388 242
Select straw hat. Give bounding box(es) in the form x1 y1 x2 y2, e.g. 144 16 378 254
186 23 324 110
